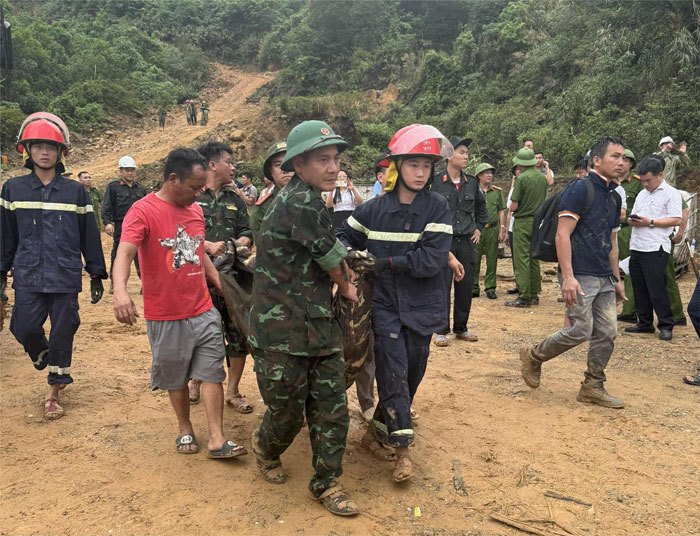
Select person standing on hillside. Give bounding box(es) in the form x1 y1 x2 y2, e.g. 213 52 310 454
248 121 360 516
249 141 293 243
654 136 689 187
1 113 107 420
431 136 487 346
113 148 247 459
102 156 147 293
78 171 104 232
158 107 167 130
187 141 253 412
190 101 198 126
519 137 626 408
185 101 192 125
472 163 506 299
506 148 548 307
534 151 555 186
200 99 209 126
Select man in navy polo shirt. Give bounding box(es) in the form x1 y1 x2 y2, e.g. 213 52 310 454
519 137 627 408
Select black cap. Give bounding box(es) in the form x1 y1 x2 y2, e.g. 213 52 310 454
449 136 472 151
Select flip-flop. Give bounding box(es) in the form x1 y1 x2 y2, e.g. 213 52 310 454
225 394 253 414
44 398 64 420
682 374 700 386
175 434 199 454
208 440 247 459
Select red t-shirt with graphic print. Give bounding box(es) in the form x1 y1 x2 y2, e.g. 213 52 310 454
120 193 212 320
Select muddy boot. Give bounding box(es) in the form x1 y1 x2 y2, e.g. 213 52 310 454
519 346 541 388
576 381 624 409
314 481 359 516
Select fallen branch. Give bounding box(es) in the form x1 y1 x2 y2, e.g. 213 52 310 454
490 512 570 536
544 490 592 508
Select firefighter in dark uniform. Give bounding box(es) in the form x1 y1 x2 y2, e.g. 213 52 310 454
101 155 146 292
430 136 487 346
1 112 107 420
338 124 453 484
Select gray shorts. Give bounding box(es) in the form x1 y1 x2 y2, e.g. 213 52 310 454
146 307 227 390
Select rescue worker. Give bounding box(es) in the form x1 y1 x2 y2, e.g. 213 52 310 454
338 124 454 484
249 141 293 243
158 106 166 130
101 156 146 293
187 141 254 412
248 121 360 516
1 112 107 419
200 99 209 126
431 136 487 346
190 101 198 126
472 163 506 299
78 171 103 232
185 100 192 125
506 148 548 307
654 136 689 187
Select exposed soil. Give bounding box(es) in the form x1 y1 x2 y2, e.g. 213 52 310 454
1 65 699 536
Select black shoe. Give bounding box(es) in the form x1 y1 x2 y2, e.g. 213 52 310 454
505 297 532 308
531 296 539 305
506 287 519 295
674 317 687 326
486 290 497 300
659 329 673 341
617 313 637 323
624 324 655 334
472 291 480 298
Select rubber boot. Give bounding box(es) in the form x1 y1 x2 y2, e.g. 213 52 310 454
519 346 541 388
576 380 624 409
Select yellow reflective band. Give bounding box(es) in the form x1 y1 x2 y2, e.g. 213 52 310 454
367 230 421 242
423 222 453 235
346 215 368 234
390 429 414 436
2 201 92 214
47 366 71 375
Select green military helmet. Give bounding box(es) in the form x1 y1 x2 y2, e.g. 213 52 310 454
624 148 636 169
474 162 496 177
512 148 537 167
263 140 287 180
280 120 348 172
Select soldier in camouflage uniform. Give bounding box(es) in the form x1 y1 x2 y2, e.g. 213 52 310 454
188 142 254 412
249 141 293 244
248 121 360 517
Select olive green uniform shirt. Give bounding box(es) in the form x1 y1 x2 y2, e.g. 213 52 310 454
248 175 347 356
482 186 506 224
511 167 548 218
654 150 689 188
196 185 252 243
87 187 103 231
620 174 644 225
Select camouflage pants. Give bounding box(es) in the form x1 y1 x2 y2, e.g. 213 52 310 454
252 348 349 495
211 292 247 360
532 275 617 384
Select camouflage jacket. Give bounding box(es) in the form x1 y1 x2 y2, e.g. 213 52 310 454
196 185 252 244
248 174 347 356
249 185 277 244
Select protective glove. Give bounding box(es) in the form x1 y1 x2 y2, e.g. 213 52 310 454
90 277 104 304
0 271 7 300
374 258 392 274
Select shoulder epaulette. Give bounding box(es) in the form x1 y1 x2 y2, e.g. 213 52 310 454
633 174 640 180
491 185 502 191
255 189 274 206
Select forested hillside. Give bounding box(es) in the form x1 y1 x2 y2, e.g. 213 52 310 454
2 0 699 176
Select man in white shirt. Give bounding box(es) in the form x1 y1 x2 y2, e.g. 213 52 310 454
625 156 682 341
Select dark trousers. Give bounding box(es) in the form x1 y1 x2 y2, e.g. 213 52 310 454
110 225 140 279
372 329 430 448
689 277 700 339
354 357 376 412
10 291 80 385
439 235 475 334
629 249 674 331
253 349 348 495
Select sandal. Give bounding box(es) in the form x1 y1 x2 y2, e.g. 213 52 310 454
393 455 413 483
315 485 359 516
434 334 448 347
682 374 700 386
225 394 253 414
188 380 201 404
44 398 64 420
361 429 395 461
175 434 199 454
208 440 247 459
250 429 287 483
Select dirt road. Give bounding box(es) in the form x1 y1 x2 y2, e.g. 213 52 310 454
1 239 698 535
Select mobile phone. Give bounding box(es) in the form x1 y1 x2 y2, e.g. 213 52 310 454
628 214 641 220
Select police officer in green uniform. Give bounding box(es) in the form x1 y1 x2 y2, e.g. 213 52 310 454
248 121 360 517
78 171 104 232
249 141 293 243
188 141 254 411
506 148 548 307
616 149 643 322
472 163 506 299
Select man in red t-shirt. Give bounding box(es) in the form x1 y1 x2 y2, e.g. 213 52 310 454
112 148 247 458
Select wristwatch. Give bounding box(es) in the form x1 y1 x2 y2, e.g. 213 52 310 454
650 219 655 228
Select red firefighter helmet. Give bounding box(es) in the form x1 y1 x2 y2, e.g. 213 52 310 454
387 124 452 161
17 112 70 155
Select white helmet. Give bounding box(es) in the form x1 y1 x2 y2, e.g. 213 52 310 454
118 155 137 168
658 136 673 146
